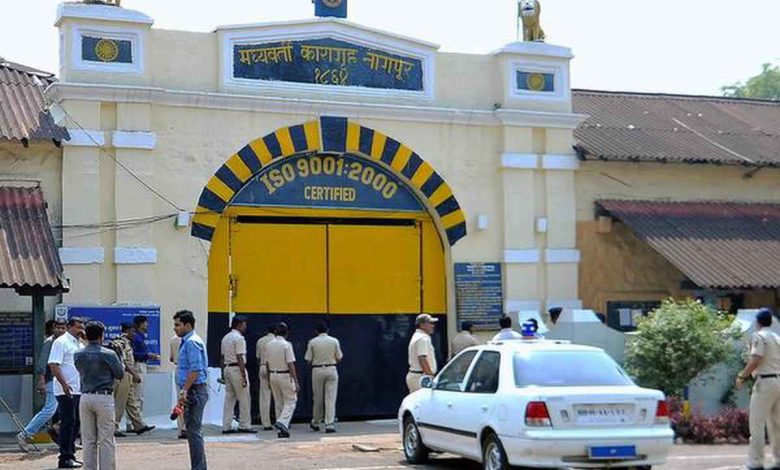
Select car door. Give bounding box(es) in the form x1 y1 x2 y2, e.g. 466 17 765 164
418 350 478 452
459 350 502 459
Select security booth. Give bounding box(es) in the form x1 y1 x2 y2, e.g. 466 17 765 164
0 186 69 432
193 117 464 418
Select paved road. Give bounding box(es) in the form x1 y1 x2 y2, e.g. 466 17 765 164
0 421 753 469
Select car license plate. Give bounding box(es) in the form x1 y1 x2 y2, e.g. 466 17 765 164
574 404 634 424
588 445 637 460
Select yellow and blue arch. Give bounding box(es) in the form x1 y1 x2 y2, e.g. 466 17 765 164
191 116 467 245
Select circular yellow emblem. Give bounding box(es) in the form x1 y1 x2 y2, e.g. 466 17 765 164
526 73 547 92
323 0 343 7
95 39 119 62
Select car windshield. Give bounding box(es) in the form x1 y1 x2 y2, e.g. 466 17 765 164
514 350 634 387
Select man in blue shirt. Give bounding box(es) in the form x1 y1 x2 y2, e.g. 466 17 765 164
130 315 160 423
174 310 209 470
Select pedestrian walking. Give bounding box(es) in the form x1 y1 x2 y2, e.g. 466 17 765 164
737 308 780 470
174 310 209 470
49 317 85 469
406 314 438 393
491 315 522 341
16 319 66 452
304 322 343 433
129 315 159 421
169 333 186 439
75 321 124 470
450 321 478 359
254 325 276 431
220 316 255 434
265 323 299 438
110 324 154 437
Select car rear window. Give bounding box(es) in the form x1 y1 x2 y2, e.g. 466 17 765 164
513 350 634 387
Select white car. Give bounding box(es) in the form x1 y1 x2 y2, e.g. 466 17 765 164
398 339 674 470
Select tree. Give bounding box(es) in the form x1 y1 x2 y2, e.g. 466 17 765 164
624 299 741 397
721 63 780 100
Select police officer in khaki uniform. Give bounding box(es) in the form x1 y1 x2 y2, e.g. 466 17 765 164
255 325 276 431
304 322 343 433
220 316 255 434
265 323 299 438
450 321 478 359
111 323 154 437
737 308 780 470
407 314 438 393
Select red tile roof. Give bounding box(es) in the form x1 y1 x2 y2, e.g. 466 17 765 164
0 58 69 145
598 200 780 289
574 90 780 167
0 186 67 292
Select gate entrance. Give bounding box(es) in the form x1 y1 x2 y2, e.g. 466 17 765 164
192 117 467 419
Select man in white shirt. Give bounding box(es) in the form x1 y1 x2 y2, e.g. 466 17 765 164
304 322 343 433
265 323 299 438
255 326 276 431
48 317 85 469
492 315 522 341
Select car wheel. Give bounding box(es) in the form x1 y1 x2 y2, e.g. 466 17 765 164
402 417 429 464
482 433 511 470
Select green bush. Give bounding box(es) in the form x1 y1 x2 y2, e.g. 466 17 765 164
625 299 741 397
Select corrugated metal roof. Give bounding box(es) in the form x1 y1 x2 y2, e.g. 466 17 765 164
598 200 780 289
0 186 67 292
574 90 780 167
0 59 69 145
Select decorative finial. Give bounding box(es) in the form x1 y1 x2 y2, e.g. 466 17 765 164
518 0 545 42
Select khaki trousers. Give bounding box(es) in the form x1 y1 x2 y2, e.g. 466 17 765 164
127 362 147 431
113 375 145 431
749 377 780 467
269 373 297 428
406 372 423 393
311 366 338 426
222 366 251 430
258 365 272 428
80 393 116 470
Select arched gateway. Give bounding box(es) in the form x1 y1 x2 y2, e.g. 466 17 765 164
191 116 466 419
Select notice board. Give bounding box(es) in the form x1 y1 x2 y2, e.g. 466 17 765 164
454 263 504 330
55 305 161 366
0 312 34 373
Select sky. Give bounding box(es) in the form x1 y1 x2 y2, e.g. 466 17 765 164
1 0 778 95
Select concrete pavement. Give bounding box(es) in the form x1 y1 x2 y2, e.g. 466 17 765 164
0 421 757 469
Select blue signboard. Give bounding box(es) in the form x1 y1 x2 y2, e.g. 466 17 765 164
82 36 133 64
56 305 161 366
0 312 34 372
315 0 347 18
233 153 424 212
454 263 504 330
234 38 424 91
516 71 555 92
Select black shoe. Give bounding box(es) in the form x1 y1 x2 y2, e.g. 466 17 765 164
277 429 290 438
221 429 236 434
178 432 188 439
309 423 321 432
325 427 335 434
114 431 127 438
273 422 286 432
236 428 257 434
58 460 82 469
134 425 156 435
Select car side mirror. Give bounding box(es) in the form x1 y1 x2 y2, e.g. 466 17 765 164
420 376 434 389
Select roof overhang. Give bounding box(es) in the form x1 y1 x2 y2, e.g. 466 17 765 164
597 200 780 290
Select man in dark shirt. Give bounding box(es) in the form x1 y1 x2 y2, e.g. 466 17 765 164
130 315 159 422
75 321 124 470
